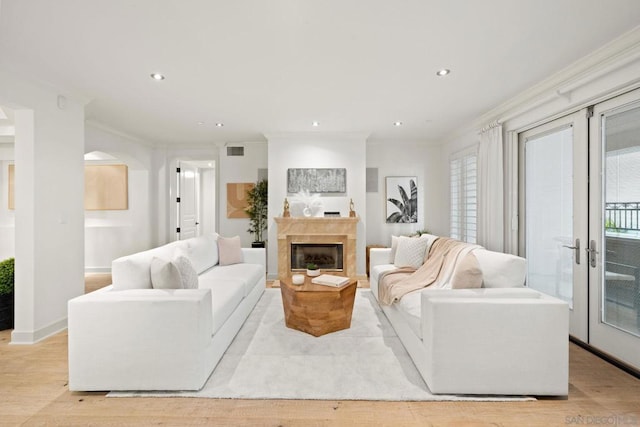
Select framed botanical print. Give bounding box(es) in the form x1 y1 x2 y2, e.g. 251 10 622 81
385 176 417 223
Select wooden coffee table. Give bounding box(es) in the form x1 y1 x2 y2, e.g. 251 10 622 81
280 275 357 337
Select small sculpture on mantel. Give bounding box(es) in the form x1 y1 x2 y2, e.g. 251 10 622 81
283 198 291 217
349 198 356 217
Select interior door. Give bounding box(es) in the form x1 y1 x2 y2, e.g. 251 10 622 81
519 110 589 341
177 161 199 239
589 89 640 369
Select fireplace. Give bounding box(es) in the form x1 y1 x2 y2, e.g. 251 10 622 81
291 243 344 271
274 216 358 281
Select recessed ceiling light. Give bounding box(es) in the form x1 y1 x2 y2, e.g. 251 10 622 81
215 123 224 127
312 121 320 127
197 121 205 126
393 121 403 127
436 69 451 76
150 73 165 80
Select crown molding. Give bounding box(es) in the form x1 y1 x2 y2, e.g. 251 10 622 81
443 25 640 143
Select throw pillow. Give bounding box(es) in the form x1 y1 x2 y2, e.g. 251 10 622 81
389 235 399 262
172 250 199 289
393 236 429 269
185 233 219 274
150 257 183 289
450 252 483 289
218 235 244 266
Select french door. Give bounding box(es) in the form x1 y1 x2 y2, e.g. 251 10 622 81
589 89 640 369
519 110 589 341
521 89 640 370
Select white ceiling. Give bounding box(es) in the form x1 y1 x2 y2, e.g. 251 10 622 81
1 0 639 145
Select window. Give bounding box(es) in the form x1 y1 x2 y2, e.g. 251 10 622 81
450 148 477 243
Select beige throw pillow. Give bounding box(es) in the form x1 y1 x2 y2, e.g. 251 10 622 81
450 252 483 289
218 235 244 266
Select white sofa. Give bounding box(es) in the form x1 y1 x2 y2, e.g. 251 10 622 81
68 234 265 391
369 242 569 396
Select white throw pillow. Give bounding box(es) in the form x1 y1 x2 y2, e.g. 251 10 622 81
218 236 244 266
393 236 430 269
474 249 527 288
185 233 219 274
150 257 183 289
173 249 199 289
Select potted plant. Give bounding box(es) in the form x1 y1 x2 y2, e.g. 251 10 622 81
306 263 320 277
245 179 268 248
0 257 15 330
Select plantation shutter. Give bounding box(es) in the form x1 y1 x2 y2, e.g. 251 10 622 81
450 148 477 243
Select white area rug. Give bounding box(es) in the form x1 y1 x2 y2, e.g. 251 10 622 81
109 289 534 401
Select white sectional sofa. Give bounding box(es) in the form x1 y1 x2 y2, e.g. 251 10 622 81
369 238 569 396
68 233 265 391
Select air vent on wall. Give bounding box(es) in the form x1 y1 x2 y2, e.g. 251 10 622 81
227 146 244 156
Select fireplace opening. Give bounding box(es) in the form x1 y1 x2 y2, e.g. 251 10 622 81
291 243 344 271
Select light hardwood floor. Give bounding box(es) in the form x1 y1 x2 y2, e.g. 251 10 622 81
0 275 638 426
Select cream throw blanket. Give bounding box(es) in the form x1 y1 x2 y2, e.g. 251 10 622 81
378 237 481 305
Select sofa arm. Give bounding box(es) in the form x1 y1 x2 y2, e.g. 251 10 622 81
420 288 569 395
68 287 213 391
241 248 266 266
370 248 393 271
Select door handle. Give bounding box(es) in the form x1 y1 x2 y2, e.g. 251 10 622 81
585 240 598 268
562 238 580 265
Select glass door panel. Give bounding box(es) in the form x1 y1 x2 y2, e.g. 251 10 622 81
520 111 589 341
525 126 574 304
590 89 640 370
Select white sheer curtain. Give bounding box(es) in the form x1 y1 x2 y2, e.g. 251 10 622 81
477 123 504 252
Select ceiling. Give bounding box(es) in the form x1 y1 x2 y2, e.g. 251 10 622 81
1 0 639 146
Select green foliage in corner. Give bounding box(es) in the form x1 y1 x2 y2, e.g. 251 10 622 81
0 258 14 296
245 179 268 243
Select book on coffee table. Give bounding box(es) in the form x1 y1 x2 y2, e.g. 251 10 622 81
311 274 350 287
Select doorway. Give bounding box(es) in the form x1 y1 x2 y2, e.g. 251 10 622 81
176 160 216 240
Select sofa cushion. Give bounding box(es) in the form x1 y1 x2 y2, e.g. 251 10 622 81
200 263 264 296
396 289 423 339
150 257 183 289
474 249 527 288
185 233 219 274
197 277 245 335
112 241 187 290
394 236 430 269
218 236 244 266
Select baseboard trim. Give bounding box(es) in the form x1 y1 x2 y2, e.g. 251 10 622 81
84 267 111 273
569 335 640 379
10 317 67 345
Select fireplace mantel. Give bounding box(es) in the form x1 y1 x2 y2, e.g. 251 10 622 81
274 216 358 281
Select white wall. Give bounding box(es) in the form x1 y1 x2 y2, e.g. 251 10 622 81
0 68 85 344
267 133 367 279
218 142 268 246
365 141 446 247
84 125 154 270
0 143 15 261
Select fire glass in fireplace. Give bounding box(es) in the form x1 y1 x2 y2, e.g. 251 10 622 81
291 243 344 271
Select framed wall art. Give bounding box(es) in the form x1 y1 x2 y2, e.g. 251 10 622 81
84 164 129 210
226 182 254 218
385 176 417 223
287 168 346 193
